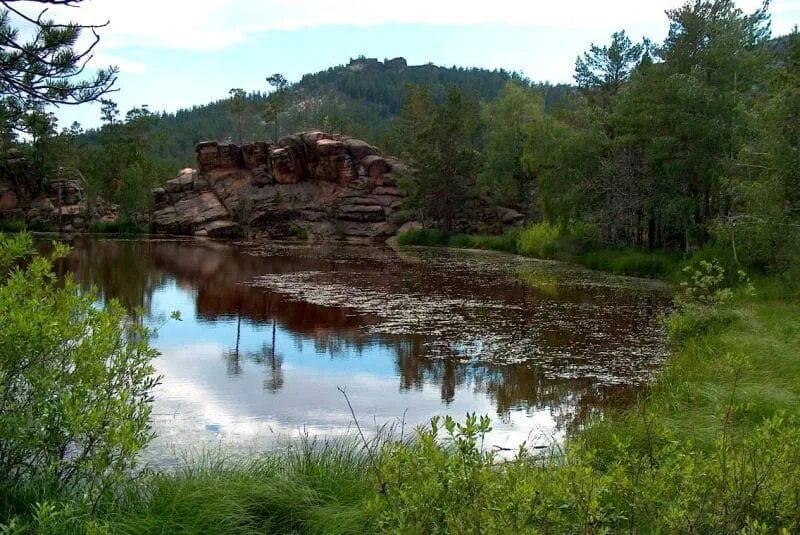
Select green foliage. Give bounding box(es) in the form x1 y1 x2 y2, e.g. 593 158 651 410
515 222 562 259
0 219 56 233
0 218 25 234
78 62 567 169
0 233 160 512
288 223 308 240
0 1 117 134
479 82 546 212
396 229 519 254
81 103 173 221
580 247 681 278
394 85 482 230
575 30 647 95
668 260 753 341
365 413 800 532
88 220 147 235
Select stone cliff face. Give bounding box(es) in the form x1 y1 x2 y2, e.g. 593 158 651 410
152 130 407 241
0 154 116 231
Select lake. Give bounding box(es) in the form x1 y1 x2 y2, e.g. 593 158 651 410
53 238 671 464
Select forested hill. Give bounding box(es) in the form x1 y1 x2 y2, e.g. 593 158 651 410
135 57 574 168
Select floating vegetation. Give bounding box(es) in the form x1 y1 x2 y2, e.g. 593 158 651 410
248 246 672 385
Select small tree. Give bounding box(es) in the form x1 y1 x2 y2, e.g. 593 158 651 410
398 85 481 231
264 73 289 142
0 233 162 505
227 88 247 144
574 30 647 97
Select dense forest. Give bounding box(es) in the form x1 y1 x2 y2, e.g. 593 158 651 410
395 4 800 278
8 1 795 272
0 56 575 222
95 59 573 170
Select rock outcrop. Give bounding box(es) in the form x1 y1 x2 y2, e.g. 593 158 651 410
152 130 407 241
0 159 117 231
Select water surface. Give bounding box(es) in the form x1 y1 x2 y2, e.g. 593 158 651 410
56 238 671 463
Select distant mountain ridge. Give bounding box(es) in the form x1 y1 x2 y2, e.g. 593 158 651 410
132 57 575 168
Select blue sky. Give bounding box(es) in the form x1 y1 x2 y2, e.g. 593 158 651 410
32 0 800 129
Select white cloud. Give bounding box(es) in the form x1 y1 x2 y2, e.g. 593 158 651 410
90 53 147 73
41 0 797 53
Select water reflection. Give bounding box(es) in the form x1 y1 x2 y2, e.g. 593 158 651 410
52 238 671 462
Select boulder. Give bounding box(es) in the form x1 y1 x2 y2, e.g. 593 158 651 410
0 189 18 211
496 206 525 225
398 221 423 234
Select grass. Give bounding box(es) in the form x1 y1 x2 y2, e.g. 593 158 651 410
0 218 146 235
580 247 683 279
0 218 57 233
88 220 147 234
395 228 519 253
397 224 683 279
617 283 800 445
3 439 377 534
107 441 375 534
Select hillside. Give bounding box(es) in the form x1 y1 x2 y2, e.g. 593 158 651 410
137 57 574 169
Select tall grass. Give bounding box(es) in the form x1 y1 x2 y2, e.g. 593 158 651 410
580 247 682 279
397 223 681 279
396 228 519 254
0 218 56 233
108 441 375 534
89 220 147 235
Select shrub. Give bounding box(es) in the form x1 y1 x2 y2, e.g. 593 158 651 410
581 247 681 278
89 219 147 234
0 219 26 233
0 219 57 233
516 222 562 258
0 232 161 512
668 260 753 341
288 223 308 240
396 229 451 247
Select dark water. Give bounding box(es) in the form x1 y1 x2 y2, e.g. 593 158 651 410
54 238 671 462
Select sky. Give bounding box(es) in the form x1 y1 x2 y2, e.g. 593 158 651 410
19 0 800 129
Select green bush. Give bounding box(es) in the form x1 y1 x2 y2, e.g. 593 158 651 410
396 229 520 254
396 229 452 247
0 219 26 233
288 223 308 240
581 247 682 278
367 410 800 532
516 222 561 258
89 219 147 234
667 260 753 341
0 232 161 514
0 219 57 233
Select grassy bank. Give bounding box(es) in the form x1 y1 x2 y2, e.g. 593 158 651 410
397 225 683 279
0 218 147 235
88 220 148 235
4 278 800 532
0 218 57 233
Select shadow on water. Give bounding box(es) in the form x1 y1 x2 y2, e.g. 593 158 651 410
48 237 672 461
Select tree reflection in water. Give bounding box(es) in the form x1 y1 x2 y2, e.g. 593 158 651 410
52 238 670 435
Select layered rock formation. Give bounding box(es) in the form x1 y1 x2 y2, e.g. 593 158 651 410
0 157 117 231
152 130 407 241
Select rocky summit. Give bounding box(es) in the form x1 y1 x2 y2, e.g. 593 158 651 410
151 130 407 242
